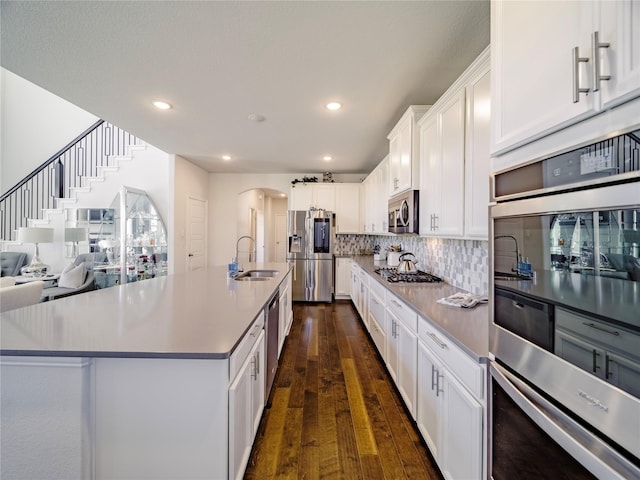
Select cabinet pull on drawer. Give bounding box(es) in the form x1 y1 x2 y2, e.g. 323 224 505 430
582 322 619 336
391 299 402 309
427 332 447 349
592 31 611 92
250 324 261 337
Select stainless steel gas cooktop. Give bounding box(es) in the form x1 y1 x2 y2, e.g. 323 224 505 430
374 267 442 283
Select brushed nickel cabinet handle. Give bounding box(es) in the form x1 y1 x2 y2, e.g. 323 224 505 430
572 46 590 103
427 332 447 350
592 31 611 92
582 322 619 336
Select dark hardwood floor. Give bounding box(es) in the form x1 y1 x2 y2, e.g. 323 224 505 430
244 301 444 480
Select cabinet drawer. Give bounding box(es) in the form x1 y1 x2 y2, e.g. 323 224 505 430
418 315 484 400
368 311 386 357
230 313 265 381
369 290 385 325
369 277 387 302
556 307 640 359
387 292 417 333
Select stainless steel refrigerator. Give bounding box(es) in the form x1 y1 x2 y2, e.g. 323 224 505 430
286 209 334 302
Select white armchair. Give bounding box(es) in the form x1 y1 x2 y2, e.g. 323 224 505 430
0 281 45 313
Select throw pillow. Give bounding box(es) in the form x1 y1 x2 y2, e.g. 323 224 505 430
58 262 86 289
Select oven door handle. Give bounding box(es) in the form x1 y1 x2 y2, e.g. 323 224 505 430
490 362 639 480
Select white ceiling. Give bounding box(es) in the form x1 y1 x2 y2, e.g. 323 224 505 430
1 1 490 175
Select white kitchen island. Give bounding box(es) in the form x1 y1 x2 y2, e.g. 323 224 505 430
0 263 292 480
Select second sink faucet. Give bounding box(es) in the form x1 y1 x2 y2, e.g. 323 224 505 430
235 235 256 271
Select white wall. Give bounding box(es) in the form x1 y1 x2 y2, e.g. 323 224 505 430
171 155 209 275
0 68 99 193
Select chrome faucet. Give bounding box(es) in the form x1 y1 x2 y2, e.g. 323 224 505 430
494 235 520 273
235 235 256 271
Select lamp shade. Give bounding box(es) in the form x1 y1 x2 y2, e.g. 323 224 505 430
18 227 54 244
65 227 88 243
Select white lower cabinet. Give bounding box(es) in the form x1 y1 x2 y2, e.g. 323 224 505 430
350 263 369 329
229 329 265 480
335 257 352 299
385 293 418 418
417 319 484 480
368 289 386 357
278 275 293 356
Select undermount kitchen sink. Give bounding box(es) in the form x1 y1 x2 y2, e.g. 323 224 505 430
234 270 279 281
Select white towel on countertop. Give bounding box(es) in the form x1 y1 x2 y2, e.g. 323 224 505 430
437 293 488 308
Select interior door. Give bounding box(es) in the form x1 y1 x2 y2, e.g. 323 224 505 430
187 197 207 271
275 213 287 262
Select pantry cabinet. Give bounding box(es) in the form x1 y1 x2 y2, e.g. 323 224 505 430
388 106 430 196
419 47 490 239
491 0 640 156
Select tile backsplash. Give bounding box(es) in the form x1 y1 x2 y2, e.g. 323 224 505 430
335 234 488 295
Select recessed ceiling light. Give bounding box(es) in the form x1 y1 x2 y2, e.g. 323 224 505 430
326 102 342 111
248 113 266 122
153 101 172 110
222 155 232 161
323 156 333 161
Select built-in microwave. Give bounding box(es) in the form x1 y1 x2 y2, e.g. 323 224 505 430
489 127 640 478
388 190 419 234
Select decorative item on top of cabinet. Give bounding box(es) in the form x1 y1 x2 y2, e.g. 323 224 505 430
388 106 431 196
491 0 640 157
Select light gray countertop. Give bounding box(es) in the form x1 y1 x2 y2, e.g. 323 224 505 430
351 256 489 361
0 263 291 359
495 270 639 332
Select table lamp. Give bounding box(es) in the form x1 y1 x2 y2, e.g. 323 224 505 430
18 227 54 277
65 227 88 257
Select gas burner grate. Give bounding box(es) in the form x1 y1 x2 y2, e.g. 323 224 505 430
374 267 442 283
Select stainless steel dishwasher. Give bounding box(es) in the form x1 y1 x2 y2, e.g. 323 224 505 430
265 292 279 399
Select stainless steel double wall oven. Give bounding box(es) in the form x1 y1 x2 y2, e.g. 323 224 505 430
489 128 640 479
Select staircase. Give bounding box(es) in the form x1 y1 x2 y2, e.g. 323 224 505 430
0 121 144 243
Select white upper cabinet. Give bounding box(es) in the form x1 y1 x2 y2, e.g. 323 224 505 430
289 183 335 211
334 184 361 234
362 155 390 234
491 0 640 156
420 47 490 239
388 106 431 196
599 1 640 109
464 67 491 238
